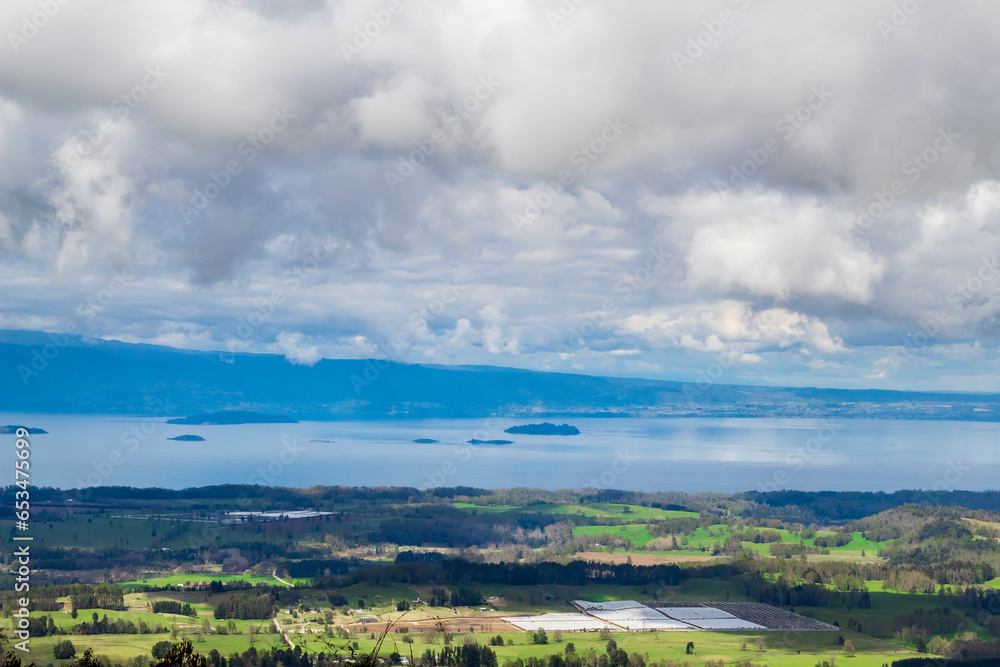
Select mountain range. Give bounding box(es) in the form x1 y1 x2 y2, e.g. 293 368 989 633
2 329 999 421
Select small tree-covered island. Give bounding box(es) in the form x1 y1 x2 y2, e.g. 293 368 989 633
505 423 581 435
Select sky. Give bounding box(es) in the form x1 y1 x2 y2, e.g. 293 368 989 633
1 0 999 391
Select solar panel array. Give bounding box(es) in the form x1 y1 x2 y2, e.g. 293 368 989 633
504 601 836 632
710 602 838 631
654 607 735 620
585 607 694 631
653 605 765 630
572 600 647 612
502 613 612 632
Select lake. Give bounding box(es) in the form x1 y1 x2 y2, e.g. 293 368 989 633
1 414 995 493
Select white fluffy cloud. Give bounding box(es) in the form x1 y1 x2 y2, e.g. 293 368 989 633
669 190 884 303
619 301 844 360
275 331 322 366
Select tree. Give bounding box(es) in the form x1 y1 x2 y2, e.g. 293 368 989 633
685 642 694 655
755 636 767 652
532 629 548 644
154 641 208 667
843 639 856 657
53 640 76 659
928 636 950 656
152 641 174 659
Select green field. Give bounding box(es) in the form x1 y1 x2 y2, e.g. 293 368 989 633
120 573 290 589
572 524 655 546
455 503 698 521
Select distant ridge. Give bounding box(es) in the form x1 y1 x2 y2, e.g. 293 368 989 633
167 410 297 425
2 330 1000 421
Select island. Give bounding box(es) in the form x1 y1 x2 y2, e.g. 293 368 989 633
468 439 514 445
309 439 336 443
1 425 48 434
504 422 580 435
167 410 298 425
168 434 205 442
413 438 440 444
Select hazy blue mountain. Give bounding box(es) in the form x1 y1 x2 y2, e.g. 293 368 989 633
2 330 999 421
167 410 297 425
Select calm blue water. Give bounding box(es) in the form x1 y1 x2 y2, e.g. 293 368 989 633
1 414 996 493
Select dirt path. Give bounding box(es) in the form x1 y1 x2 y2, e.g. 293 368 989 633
272 617 296 649
272 570 293 587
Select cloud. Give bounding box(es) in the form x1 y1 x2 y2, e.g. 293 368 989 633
618 301 844 358
643 189 885 303
275 331 321 366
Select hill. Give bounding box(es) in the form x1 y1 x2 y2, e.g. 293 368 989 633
166 410 297 425
3 330 1000 420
